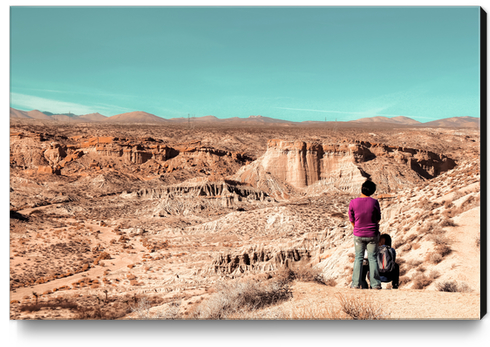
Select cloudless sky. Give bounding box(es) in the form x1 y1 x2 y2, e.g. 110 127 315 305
10 6 481 122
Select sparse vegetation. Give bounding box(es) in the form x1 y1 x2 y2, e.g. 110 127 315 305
336 293 389 320
426 252 443 264
440 218 457 227
190 275 293 319
436 280 472 293
411 270 440 289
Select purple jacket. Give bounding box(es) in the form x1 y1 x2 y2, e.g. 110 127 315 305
348 197 381 237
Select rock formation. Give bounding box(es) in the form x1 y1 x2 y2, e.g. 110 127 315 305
234 139 456 196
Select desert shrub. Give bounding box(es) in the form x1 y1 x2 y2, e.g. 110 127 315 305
130 297 161 319
396 257 406 264
291 266 328 285
399 266 408 276
399 276 410 287
436 280 458 292
426 252 443 264
324 278 337 287
436 244 452 257
191 277 292 319
436 280 472 293
441 209 455 219
393 238 404 249
443 200 454 209
402 244 412 252
431 226 446 235
430 234 450 246
463 194 477 205
476 235 480 248
412 271 438 289
440 219 457 227
452 190 465 201
336 293 389 320
407 259 423 267
405 234 417 243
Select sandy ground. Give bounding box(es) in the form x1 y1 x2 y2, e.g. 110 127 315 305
268 281 480 320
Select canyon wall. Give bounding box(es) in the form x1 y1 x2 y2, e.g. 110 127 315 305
234 139 456 195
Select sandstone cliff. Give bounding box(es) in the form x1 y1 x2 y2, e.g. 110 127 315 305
233 139 456 196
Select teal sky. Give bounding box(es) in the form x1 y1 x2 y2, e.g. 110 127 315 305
10 6 481 122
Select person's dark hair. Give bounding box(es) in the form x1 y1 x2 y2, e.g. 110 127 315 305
380 234 392 247
361 180 376 196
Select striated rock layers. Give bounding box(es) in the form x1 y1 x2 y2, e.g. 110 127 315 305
135 181 270 201
211 245 313 277
234 139 456 196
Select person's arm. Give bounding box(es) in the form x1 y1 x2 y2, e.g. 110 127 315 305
348 202 355 229
375 200 381 224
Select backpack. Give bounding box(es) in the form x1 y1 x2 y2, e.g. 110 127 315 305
377 245 395 273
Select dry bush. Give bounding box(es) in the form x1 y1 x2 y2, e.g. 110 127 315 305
405 234 417 243
402 244 412 252
291 266 329 285
431 226 446 235
399 265 408 276
476 235 480 248
436 244 452 257
426 252 443 264
429 234 452 257
399 276 410 287
435 281 456 292
129 298 182 320
407 259 423 267
336 293 389 320
396 257 406 264
443 200 453 209
452 190 465 201
393 238 404 249
291 266 318 282
190 277 293 319
436 280 472 293
430 234 450 246
411 270 440 290
324 278 337 287
270 296 389 320
440 219 457 227
442 209 454 219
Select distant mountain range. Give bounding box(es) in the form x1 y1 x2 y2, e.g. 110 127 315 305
9 107 480 128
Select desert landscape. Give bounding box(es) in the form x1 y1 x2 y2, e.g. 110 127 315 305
9 110 481 320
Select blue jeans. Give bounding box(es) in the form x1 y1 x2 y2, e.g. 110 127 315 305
352 235 381 289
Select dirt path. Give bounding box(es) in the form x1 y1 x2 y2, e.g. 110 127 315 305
444 207 480 291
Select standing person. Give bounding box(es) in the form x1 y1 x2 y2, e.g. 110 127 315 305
349 180 381 289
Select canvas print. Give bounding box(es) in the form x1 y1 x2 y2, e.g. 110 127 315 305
9 6 482 320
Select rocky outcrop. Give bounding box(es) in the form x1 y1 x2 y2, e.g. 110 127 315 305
136 181 270 201
211 245 312 276
234 139 456 195
10 132 253 181
363 142 456 179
